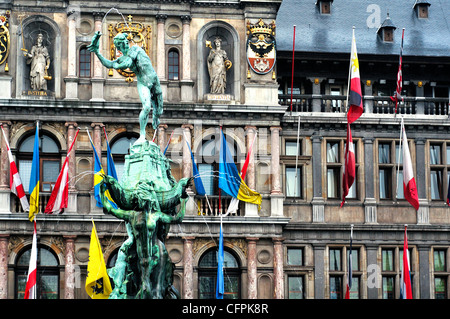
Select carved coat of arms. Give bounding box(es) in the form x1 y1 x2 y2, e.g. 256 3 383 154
0 13 10 67
246 19 276 75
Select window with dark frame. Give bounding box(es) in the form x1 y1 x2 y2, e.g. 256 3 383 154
429 142 450 201
378 140 406 200
433 248 448 299
79 46 91 78
168 49 179 80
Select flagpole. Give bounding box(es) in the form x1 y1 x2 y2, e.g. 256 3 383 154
290 25 296 114
345 26 355 114
395 117 404 199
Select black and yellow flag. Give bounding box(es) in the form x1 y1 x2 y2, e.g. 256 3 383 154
85 220 112 299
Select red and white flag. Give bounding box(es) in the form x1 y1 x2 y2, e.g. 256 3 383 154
44 129 79 214
24 220 37 299
400 225 412 299
402 123 419 211
391 28 405 114
341 123 356 208
347 28 363 124
1 125 29 212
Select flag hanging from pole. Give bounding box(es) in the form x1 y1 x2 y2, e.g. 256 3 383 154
24 220 37 299
345 225 353 299
218 129 261 209
163 130 175 155
85 220 112 299
104 128 118 181
28 123 40 222
216 222 224 299
400 225 412 299
340 123 356 208
45 129 80 214
347 28 363 124
184 132 206 196
402 123 419 211
1 125 29 212
226 132 257 216
391 28 405 114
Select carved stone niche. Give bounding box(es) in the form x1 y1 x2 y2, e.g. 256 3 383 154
198 20 240 104
16 15 61 99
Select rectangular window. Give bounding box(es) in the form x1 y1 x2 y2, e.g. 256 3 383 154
348 248 359 271
288 276 304 299
435 277 447 299
329 248 342 271
285 141 301 156
429 142 450 201
430 144 442 165
198 164 214 195
382 276 395 299
379 143 391 163
287 248 303 266
329 276 342 299
327 142 339 163
434 250 446 272
327 168 340 199
382 249 394 271
379 168 392 199
285 167 301 198
349 277 360 299
430 169 443 200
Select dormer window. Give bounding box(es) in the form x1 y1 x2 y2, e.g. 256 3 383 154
316 0 333 14
413 0 431 19
377 13 396 43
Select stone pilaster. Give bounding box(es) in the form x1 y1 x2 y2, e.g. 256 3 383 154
65 10 78 100
157 124 168 154
273 237 284 299
64 236 76 299
247 237 259 299
91 12 105 101
183 236 195 299
0 122 11 213
180 15 194 102
0 235 8 299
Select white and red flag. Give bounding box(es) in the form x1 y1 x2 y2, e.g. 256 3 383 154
391 28 405 114
400 225 412 299
24 220 37 299
401 122 419 211
44 128 80 214
1 125 29 212
347 28 363 124
340 123 356 208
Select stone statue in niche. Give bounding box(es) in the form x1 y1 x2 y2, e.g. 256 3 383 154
206 37 231 94
25 33 51 91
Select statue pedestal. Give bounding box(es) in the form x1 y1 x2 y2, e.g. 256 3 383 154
204 93 233 104
0 76 12 98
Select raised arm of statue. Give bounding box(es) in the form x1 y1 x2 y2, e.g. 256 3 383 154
87 31 115 69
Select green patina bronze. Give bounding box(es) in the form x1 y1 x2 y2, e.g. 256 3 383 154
89 32 191 299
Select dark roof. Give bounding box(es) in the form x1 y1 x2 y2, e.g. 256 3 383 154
276 0 450 57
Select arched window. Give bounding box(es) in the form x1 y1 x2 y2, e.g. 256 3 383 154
18 132 61 194
198 248 240 299
79 46 91 78
168 49 179 80
111 134 138 182
15 245 59 299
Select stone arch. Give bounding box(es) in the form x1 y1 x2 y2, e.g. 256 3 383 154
193 127 246 161
16 14 62 98
10 236 65 266
197 20 240 102
10 123 66 152
193 239 247 268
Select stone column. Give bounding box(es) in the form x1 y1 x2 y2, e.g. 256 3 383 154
157 124 168 153
308 77 324 112
156 14 167 80
64 236 76 299
270 127 283 217
183 236 195 299
182 124 193 179
0 235 9 299
363 137 377 224
313 244 326 299
0 122 10 213
311 135 324 222
65 122 78 214
417 245 431 299
247 237 258 299
91 12 105 101
414 81 426 115
180 15 194 102
364 80 374 113
366 244 379 299
273 237 284 299
415 138 429 224
65 10 78 100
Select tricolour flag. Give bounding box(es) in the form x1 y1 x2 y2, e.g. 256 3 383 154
400 225 412 299
216 222 224 299
345 225 353 299
29 123 40 222
347 28 363 124
402 123 419 211
85 220 112 299
340 123 356 208
163 130 175 155
87 130 115 208
1 125 29 212
226 132 257 216
24 220 37 299
391 28 405 114
218 129 262 209
184 132 206 196
45 129 79 214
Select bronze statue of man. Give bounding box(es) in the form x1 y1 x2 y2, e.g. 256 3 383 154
87 32 163 143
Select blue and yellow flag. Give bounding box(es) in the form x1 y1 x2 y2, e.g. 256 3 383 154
28 123 40 222
104 130 118 209
184 135 206 196
218 130 261 209
85 220 112 299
